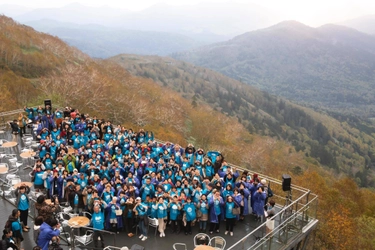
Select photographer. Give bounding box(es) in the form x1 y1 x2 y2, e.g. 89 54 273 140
82 185 94 212
67 183 84 214
35 195 59 221
49 170 63 201
37 218 60 250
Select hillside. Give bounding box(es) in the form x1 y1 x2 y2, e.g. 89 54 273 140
2 15 375 249
110 53 375 188
172 21 375 117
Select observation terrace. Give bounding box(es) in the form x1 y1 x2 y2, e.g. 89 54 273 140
0 107 318 250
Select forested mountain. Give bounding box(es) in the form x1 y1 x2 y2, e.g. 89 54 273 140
173 21 375 117
2 15 375 249
110 54 375 188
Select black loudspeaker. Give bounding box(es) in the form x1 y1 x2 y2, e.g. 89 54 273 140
282 174 291 191
44 99 52 110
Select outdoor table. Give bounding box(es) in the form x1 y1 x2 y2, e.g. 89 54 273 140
20 150 36 170
68 216 90 228
0 164 8 174
2 141 18 154
2 141 18 147
2 141 18 148
194 246 215 250
13 182 33 189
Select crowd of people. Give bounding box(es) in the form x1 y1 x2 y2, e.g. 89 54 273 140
2 106 276 249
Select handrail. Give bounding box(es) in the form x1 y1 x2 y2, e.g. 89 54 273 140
250 196 318 249
226 191 309 250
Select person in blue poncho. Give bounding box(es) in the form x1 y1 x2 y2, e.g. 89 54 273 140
183 196 196 235
208 190 224 234
140 178 155 201
253 186 267 222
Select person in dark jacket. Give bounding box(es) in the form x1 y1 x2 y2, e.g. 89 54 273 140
1 228 19 250
68 184 84 214
35 195 59 221
5 209 23 249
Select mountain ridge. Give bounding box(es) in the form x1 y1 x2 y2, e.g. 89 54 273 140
172 20 375 117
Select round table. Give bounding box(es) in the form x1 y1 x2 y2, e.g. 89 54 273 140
0 164 8 174
20 151 36 158
194 246 215 250
68 216 90 228
20 150 36 170
13 182 33 189
2 141 18 147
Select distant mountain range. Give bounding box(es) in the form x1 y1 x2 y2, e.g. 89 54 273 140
173 21 375 117
24 19 203 58
339 15 375 35
1 2 279 43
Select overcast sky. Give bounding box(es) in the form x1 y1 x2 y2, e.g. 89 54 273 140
1 0 374 26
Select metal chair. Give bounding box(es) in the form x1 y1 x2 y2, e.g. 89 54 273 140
81 211 92 220
147 217 159 237
173 243 187 250
74 229 94 246
209 236 226 250
194 233 211 247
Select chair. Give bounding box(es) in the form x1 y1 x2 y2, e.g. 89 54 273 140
81 211 92 220
194 233 211 247
173 243 187 250
209 236 226 250
74 229 94 246
147 217 159 236
58 212 72 227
